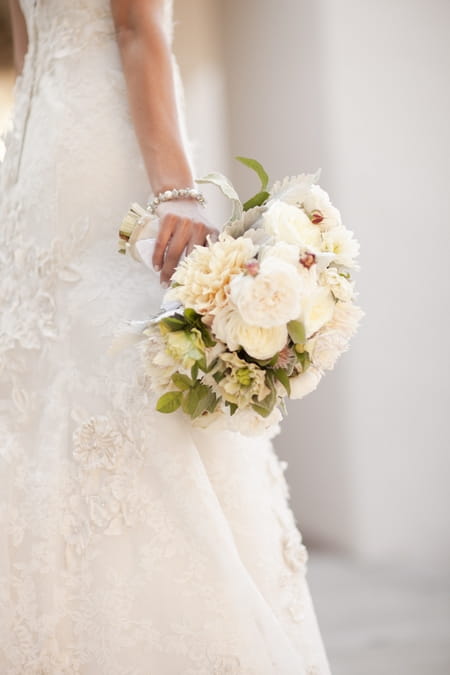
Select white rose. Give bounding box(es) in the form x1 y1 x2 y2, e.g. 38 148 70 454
289 366 323 399
321 226 360 269
262 200 322 249
308 330 348 370
212 305 288 360
303 185 342 231
320 267 354 302
229 257 302 328
300 286 335 338
259 240 301 267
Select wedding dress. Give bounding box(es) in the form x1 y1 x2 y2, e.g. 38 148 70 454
0 1 332 673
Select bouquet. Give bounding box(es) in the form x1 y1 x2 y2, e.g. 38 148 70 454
115 158 363 436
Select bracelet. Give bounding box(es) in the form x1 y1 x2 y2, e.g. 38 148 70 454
146 187 206 214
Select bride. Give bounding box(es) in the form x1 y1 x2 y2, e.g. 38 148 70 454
0 1 332 673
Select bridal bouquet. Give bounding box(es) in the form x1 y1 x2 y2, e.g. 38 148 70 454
116 158 363 435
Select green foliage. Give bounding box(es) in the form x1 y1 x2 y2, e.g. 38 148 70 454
182 382 218 418
171 373 192 391
235 156 269 191
235 156 271 213
156 391 183 413
243 190 270 211
160 313 187 332
273 368 291 395
225 401 238 416
296 350 311 371
287 320 306 344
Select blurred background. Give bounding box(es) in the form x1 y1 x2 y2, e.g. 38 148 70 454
1 1 449 673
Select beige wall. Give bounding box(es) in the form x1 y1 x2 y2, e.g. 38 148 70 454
218 0 450 566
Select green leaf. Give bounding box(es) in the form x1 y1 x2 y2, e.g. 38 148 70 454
273 368 291 395
156 391 183 413
235 156 269 191
183 383 217 418
160 314 187 331
205 357 219 373
225 401 238 416
296 350 311 371
287 320 306 344
213 371 225 384
191 362 199 380
197 356 208 373
183 308 199 324
197 322 216 348
243 190 270 212
251 402 274 418
171 373 192 391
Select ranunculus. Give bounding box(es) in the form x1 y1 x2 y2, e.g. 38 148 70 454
320 267 355 302
214 351 270 407
307 330 349 370
212 305 288 360
165 232 257 315
289 366 323 399
321 226 360 269
300 286 335 338
164 327 205 369
229 256 302 328
303 185 341 231
261 200 322 249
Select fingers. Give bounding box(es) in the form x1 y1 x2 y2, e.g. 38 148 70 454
185 225 208 257
152 213 176 272
160 220 209 285
160 218 192 285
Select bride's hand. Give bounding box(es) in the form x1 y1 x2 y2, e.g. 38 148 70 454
152 200 218 286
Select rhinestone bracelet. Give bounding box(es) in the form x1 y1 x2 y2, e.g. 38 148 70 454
146 187 206 214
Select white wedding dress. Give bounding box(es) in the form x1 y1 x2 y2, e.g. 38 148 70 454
0 1 332 673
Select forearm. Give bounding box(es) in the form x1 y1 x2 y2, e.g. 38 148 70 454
112 2 194 194
9 0 28 75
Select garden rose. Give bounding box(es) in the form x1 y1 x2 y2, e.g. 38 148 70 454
289 366 323 399
229 257 302 328
212 305 288 360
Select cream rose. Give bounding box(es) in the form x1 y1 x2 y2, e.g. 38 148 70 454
229 257 302 328
212 305 288 360
262 200 322 249
289 366 323 400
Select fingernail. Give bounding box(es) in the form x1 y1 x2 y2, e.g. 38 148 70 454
161 280 169 289
153 264 161 272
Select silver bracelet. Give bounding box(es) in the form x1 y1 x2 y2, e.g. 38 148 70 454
146 187 206 214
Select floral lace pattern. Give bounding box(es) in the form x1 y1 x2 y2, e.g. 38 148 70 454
0 0 332 673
